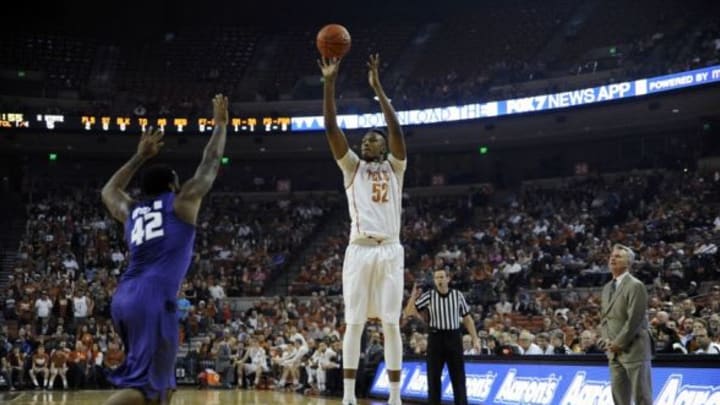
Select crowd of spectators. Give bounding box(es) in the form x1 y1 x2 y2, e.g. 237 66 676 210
0 301 125 391
0 188 338 391
1 169 719 398
400 170 720 366
6 188 335 299
186 194 337 296
424 171 719 301
186 295 349 394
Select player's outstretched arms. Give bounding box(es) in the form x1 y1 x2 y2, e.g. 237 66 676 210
318 57 349 160
367 53 405 160
175 94 228 224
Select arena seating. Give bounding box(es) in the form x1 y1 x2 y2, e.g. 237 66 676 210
1 169 719 395
2 1 719 115
2 1 720 396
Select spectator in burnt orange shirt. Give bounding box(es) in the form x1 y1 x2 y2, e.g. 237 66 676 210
104 340 125 371
48 341 70 389
30 345 50 388
67 341 88 389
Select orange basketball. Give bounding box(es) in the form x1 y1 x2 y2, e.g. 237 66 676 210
316 24 351 59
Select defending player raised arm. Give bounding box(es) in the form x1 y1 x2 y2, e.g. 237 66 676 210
174 94 229 224
318 57 350 160
101 127 165 223
367 53 405 160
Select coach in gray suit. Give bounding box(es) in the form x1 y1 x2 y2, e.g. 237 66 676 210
600 244 653 405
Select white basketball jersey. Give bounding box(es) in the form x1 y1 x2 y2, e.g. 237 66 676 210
338 150 406 243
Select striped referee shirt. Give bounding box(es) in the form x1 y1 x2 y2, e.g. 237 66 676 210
415 289 470 330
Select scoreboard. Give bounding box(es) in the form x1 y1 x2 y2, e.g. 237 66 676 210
0 113 30 128
0 113 291 134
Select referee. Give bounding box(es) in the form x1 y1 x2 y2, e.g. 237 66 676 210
404 268 480 405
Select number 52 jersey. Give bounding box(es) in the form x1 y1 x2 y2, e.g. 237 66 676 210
122 192 196 291
338 150 406 244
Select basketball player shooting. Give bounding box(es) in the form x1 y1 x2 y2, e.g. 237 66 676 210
318 54 407 405
100 94 229 405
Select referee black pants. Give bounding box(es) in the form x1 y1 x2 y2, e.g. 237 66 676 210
427 329 468 405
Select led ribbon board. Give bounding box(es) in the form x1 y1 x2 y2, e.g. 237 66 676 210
370 359 720 405
291 64 720 131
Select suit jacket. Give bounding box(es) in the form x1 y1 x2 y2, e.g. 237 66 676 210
600 273 652 363
214 342 233 371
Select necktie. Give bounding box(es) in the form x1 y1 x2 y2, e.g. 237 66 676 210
609 280 617 300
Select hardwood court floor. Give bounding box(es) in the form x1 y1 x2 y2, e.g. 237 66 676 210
1 389 398 404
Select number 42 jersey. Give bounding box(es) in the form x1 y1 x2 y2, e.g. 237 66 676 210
122 192 196 291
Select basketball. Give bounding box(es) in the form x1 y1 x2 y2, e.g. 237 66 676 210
316 24 351 59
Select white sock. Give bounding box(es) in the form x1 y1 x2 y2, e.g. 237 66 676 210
389 381 401 403
343 378 356 403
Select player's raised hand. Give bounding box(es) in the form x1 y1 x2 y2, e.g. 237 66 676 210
367 53 382 90
318 57 341 82
137 127 164 159
410 283 421 299
212 94 229 126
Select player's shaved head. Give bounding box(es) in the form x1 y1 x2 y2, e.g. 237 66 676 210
141 164 179 196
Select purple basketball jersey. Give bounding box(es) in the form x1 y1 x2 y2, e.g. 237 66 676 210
122 192 195 291
109 192 195 401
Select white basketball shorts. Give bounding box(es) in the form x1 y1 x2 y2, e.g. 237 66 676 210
342 242 404 324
